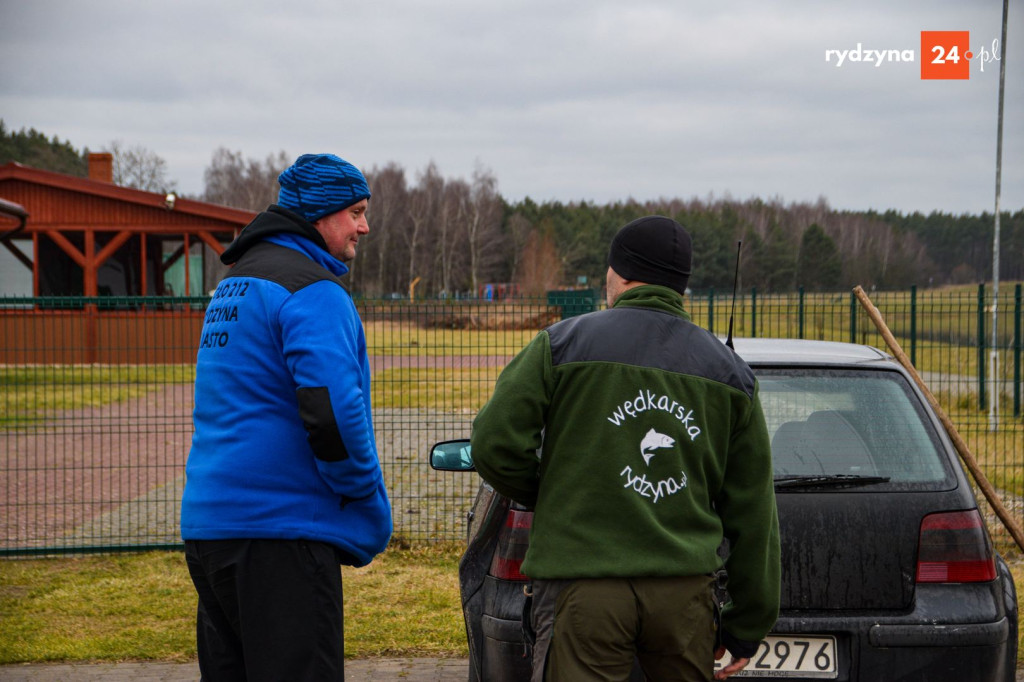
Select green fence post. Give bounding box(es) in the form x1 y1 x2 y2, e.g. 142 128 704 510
978 283 986 411
1015 283 1021 418
850 291 857 344
708 288 715 335
751 287 757 339
910 285 917 367
798 287 805 340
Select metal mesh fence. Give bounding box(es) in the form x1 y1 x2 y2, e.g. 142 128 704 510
1 286 1022 554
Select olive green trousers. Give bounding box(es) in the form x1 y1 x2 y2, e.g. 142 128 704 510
530 575 716 682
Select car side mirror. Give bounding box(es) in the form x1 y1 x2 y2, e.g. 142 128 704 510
429 439 475 471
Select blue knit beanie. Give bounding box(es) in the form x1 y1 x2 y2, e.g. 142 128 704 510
277 153 371 223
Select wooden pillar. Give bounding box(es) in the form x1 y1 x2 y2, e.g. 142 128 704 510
32 232 39 297
84 229 97 363
84 229 97 297
140 234 148 297
184 233 191 297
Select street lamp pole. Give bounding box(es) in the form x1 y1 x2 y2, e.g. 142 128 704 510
989 0 1009 431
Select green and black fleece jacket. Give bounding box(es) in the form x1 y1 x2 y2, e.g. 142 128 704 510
472 285 780 652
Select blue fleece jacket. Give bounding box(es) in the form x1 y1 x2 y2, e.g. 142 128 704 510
180 207 391 566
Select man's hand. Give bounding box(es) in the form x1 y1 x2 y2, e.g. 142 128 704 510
714 646 750 680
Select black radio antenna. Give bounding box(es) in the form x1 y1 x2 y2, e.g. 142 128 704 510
725 240 742 350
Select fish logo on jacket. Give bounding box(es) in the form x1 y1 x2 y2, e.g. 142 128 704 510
640 428 674 465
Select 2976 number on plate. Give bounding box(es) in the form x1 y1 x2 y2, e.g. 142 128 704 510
714 635 837 678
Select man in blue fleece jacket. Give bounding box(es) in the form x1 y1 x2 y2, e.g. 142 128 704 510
181 153 392 681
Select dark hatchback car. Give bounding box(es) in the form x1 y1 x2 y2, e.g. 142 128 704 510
430 339 1018 681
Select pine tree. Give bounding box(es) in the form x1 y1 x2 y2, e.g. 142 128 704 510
796 223 842 291
0 120 89 176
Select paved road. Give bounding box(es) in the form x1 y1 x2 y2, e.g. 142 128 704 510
0 658 469 681
1 658 1021 681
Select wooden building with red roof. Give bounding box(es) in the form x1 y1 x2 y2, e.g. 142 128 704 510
0 154 256 363
0 153 254 298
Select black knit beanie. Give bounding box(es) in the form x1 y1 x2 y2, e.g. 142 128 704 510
608 215 692 295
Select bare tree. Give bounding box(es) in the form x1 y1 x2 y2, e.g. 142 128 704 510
405 163 444 297
465 165 505 294
202 147 290 211
504 213 534 284
360 163 410 296
436 178 470 295
108 139 175 192
517 224 564 297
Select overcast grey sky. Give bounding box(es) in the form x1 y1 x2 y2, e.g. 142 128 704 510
0 0 1020 214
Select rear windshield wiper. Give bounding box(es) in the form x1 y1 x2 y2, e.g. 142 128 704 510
774 474 891 490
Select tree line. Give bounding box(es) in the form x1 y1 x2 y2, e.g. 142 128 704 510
3 122 1021 297
0 121 175 192
197 147 1024 298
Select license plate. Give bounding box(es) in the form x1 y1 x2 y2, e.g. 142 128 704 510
714 635 838 678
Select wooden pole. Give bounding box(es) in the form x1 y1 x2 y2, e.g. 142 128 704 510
853 286 1024 552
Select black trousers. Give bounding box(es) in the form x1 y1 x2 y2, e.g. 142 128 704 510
184 538 345 681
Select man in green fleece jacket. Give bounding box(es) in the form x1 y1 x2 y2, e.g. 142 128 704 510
472 215 780 681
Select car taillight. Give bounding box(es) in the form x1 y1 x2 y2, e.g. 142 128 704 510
489 508 533 581
916 509 996 583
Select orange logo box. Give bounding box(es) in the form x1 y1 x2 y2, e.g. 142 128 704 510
921 31 971 79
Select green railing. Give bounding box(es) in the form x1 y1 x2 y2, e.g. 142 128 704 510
1 286 1022 555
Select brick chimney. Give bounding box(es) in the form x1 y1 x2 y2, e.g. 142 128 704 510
88 152 113 183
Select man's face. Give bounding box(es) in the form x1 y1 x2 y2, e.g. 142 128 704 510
315 199 369 262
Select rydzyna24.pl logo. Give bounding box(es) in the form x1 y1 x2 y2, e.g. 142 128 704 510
824 31 1000 79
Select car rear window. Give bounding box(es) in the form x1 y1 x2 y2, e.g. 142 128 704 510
754 368 955 488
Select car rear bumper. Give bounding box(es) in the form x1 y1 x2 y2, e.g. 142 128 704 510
480 612 532 681
473 577 532 682
868 618 1008 647
768 582 1014 681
